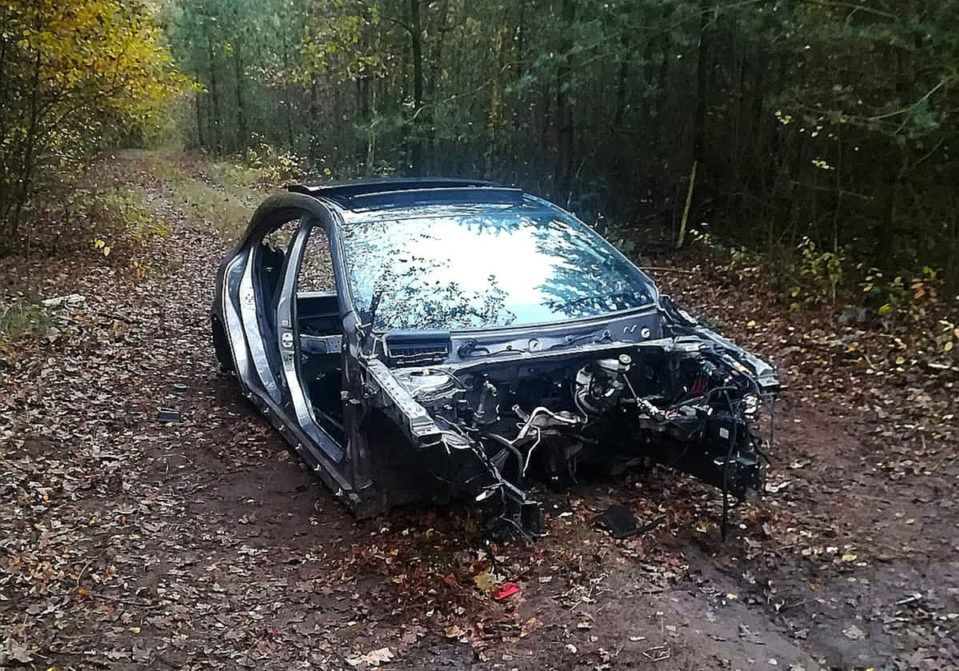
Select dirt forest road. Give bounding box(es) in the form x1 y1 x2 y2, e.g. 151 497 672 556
2 154 957 670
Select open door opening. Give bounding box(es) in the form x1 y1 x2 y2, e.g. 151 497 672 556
253 221 297 337
294 225 345 444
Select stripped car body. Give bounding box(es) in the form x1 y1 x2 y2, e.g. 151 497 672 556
212 179 779 535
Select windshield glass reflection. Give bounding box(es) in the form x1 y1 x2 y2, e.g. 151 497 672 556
339 207 653 331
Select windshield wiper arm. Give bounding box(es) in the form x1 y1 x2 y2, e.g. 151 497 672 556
367 288 385 326
358 288 386 347
544 329 614 352
457 338 528 358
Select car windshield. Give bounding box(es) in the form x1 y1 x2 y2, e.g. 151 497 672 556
339 206 655 331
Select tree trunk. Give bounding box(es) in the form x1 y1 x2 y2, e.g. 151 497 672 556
233 43 248 151
207 33 222 154
408 0 426 175
510 0 528 174
9 47 44 243
0 27 9 234
516 0 526 80
356 69 373 170
685 0 709 237
426 0 448 175
692 0 709 166
613 29 631 127
309 72 320 166
487 19 509 177
366 84 378 175
0 22 10 151
553 0 576 204
195 94 205 148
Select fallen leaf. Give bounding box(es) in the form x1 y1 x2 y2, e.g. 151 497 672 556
843 625 865 640
346 647 394 667
472 570 495 593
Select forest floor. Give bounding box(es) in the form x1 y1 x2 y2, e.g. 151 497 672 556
2 152 957 671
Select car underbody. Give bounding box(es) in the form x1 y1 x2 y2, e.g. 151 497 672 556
212 180 778 538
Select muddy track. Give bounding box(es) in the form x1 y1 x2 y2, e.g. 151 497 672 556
2 156 956 670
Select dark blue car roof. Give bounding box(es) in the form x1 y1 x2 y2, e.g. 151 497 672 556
287 178 523 211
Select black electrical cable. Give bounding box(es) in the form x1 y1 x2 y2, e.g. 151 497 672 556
667 384 740 411
759 395 776 489
720 390 739 541
768 396 776 459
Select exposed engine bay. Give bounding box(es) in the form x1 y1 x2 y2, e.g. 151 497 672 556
380 330 777 537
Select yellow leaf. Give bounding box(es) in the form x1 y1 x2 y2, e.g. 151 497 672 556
946 341 954 353
472 570 495 593
841 553 858 562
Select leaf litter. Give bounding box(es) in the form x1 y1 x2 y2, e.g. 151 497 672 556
1 153 957 669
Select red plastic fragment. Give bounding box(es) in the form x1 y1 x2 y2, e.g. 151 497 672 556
491 581 520 601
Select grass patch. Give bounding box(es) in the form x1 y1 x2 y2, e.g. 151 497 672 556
0 302 51 346
146 157 254 241
56 176 174 278
207 160 267 194
85 186 170 248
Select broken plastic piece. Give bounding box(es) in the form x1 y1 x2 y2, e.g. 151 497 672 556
41 293 85 307
491 581 520 600
596 505 641 538
157 408 181 424
596 505 664 539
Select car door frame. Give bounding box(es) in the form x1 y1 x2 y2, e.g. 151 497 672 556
217 192 374 511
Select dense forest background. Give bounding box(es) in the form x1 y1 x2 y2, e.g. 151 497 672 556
1 1 958 297
6 6 959 670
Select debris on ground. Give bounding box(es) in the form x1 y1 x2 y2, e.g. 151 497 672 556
347 647 395 667
157 408 182 423
40 293 85 307
595 505 663 539
843 625 865 640
491 581 521 601
596 504 640 538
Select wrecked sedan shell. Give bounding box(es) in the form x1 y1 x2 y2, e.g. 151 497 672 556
212 179 779 535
